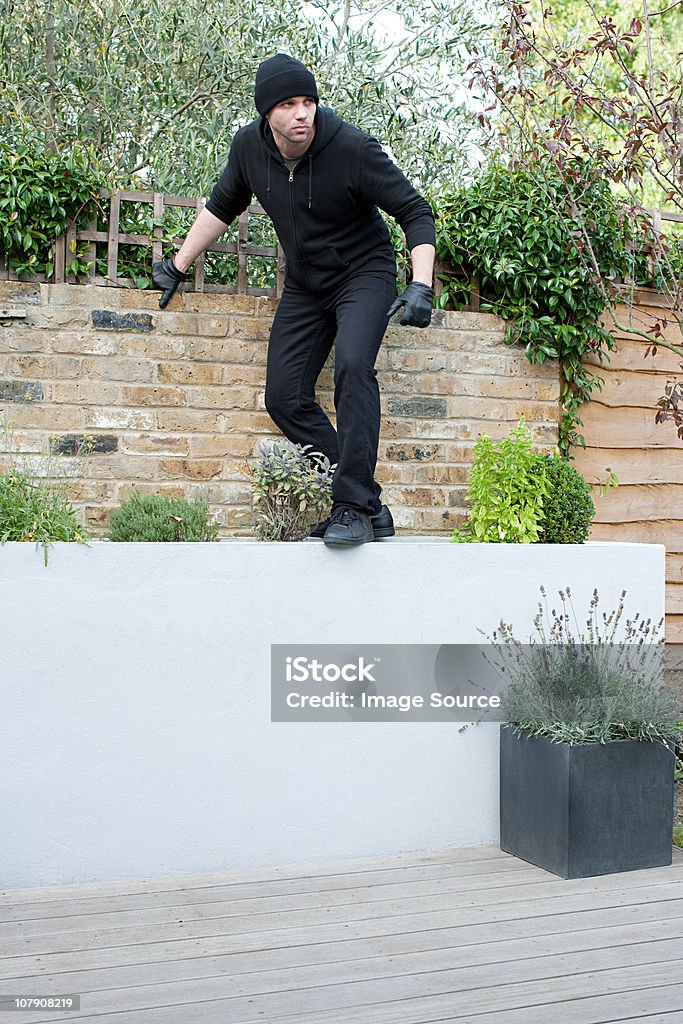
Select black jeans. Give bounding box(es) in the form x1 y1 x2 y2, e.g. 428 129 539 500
264 272 397 515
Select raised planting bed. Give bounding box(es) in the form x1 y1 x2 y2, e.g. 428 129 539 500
1 539 664 888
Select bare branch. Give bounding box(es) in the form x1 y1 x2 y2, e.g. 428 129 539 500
649 1 683 15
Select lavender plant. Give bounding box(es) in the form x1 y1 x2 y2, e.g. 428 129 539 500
481 586 682 744
249 441 334 542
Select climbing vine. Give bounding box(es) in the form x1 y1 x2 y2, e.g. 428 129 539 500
433 157 661 452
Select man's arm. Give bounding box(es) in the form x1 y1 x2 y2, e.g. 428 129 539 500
410 243 435 287
386 243 436 327
173 208 231 274
152 208 231 308
357 136 436 326
153 132 252 308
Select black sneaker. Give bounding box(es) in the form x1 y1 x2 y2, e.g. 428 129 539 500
322 505 374 547
310 504 395 540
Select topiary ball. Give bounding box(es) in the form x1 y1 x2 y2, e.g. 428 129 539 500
536 453 595 544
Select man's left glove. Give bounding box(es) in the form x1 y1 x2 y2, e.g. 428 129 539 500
152 257 187 310
386 282 433 328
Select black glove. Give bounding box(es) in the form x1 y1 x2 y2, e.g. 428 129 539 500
152 257 186 310
386 281 433 328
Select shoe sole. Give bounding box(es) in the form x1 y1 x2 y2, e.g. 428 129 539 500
312 526 395 541
323 532 374 548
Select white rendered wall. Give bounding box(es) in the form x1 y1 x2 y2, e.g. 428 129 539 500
1 539 665 889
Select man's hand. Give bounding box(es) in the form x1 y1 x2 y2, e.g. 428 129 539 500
386 281 433 328
152 257 187 310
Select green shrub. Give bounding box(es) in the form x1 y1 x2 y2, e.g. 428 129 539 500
249 441 334 541
536 453 595 544
452 420 548 544
0 134 105 279
434 157 632 452
108 491 220 541
453 420 596 545
0 468 89 564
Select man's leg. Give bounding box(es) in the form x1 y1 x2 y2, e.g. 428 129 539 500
329 273 397 515
264 285 338 465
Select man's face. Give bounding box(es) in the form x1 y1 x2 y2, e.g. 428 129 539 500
266 96 317 152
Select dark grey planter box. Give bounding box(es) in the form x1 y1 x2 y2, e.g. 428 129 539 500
499 726 675 878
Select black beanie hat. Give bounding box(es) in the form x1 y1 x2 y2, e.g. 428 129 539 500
254 54 319 116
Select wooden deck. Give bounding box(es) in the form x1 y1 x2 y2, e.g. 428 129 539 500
1 844 683 1023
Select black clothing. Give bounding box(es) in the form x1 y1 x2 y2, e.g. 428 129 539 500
205 106 436 292
206 105 435 514
264 272 396 514
322 505 374 547
152 257 186 310
254 53 319 116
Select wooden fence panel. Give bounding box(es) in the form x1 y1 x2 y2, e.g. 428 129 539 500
575 296 683 642
106 192 121 286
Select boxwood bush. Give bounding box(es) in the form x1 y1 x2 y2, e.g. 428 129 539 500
536 452 595 544
453 421 596 545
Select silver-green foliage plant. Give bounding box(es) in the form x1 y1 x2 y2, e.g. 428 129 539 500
108 490 220 541
250 441 333 542
483 586 682 745
452 420 549 543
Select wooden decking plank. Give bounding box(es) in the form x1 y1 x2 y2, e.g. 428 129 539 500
0 845 511 905
427 986 683 1024
0 865 552 938
2 861 681 937
2 897 680 982
11 944 679 1020
1 847 682 1024
0 860 543 924
7 964 683 1024
4 842 676 921
3 926 681 1008
2 879 682 959
3 845 678 908
214 965 683 1024
602 1015 683 1023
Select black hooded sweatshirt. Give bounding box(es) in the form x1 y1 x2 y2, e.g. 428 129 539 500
205 106 436 292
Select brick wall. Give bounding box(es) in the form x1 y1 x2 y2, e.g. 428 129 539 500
0 281 560 535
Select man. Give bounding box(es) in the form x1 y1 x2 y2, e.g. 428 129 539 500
152 53 435 547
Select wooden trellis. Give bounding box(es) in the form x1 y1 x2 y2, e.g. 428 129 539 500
36 189 284 297
1 194 681 308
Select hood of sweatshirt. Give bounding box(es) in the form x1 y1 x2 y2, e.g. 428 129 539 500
259 104 345 161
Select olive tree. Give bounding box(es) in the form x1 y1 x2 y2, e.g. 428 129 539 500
0 0 495 192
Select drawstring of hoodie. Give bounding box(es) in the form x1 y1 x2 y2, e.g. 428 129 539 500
267 153 272 198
